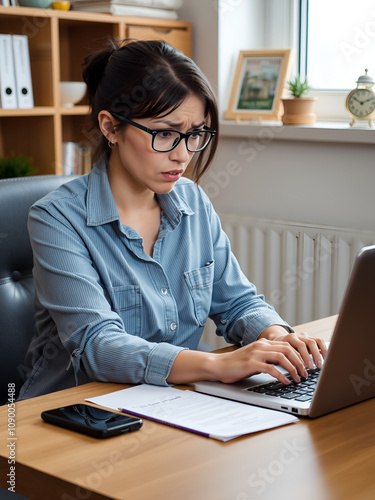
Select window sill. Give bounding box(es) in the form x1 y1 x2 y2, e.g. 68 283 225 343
219 120 375 145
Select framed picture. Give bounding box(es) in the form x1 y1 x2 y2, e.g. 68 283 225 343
225 49 293 122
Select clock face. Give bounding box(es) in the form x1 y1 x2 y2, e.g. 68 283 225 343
346 88 375 118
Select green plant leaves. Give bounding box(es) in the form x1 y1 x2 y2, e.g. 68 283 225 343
287 76 311 98
0 152 36 179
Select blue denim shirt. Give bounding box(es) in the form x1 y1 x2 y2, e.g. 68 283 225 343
19 162 290 399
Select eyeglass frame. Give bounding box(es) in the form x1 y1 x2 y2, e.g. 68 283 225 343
110 112 216 153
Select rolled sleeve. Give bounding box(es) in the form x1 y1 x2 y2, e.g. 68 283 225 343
145 344 188 386
230 310 293 346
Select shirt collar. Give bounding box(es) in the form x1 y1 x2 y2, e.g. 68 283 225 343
157 184 194 229
86 162 194 228
86 162 119 226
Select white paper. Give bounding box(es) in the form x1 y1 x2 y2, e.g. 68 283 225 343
86 385 298 441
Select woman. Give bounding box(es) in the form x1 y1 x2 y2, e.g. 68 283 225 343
19 39 326 400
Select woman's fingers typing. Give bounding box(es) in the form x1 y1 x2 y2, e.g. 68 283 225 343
269 332 327 370
216 339 309 385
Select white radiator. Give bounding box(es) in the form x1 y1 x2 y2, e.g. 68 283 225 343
202 214 375 350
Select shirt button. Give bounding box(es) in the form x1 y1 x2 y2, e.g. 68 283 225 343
161 288 168 295
170 322 177 331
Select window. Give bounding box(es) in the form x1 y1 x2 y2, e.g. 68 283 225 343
300 0 375 90
217 0 373 121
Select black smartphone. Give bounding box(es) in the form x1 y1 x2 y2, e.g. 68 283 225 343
41 404 142 439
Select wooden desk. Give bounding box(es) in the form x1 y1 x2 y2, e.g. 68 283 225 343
1 316 375 500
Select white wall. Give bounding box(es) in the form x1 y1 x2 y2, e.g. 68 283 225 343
204 134 375 232
178 0 219 95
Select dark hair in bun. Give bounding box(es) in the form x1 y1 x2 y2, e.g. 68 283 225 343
82 38 218 183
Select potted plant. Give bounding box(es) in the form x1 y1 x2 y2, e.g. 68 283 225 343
0 152 36 179
281 75 317 125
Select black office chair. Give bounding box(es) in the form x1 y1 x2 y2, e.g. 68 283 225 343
0 175 77 405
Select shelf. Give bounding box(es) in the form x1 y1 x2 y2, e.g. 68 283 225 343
0 5 52 18
0 5 190 26
59 106 90 116
0 115 55 175
0 107 56 117
220 120 375 145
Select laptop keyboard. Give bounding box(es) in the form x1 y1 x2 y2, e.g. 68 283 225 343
246 368 321 402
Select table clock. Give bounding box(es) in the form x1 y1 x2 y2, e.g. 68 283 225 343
345 69 375 127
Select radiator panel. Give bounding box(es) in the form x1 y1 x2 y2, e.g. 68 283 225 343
202 214 375 350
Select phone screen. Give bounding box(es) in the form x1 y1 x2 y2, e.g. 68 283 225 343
41 404 143 438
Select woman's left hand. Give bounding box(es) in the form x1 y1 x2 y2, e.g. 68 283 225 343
258 325 328 370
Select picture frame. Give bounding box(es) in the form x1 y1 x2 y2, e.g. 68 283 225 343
224 49 294 122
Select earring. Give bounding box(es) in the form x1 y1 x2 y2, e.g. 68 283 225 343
108 140 116 149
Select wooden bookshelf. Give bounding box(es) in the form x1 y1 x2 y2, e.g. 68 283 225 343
0 5 192 175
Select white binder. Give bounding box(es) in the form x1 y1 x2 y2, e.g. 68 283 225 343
0 34 17 109
11 34 34 109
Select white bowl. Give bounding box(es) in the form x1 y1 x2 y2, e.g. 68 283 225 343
59 82 87 107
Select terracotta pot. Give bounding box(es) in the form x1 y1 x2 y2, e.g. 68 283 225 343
281 97 317 125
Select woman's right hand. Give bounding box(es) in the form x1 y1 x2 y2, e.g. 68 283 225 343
167 338 309 386
210 338 308 385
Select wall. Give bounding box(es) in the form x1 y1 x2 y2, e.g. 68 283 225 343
204 132 375 232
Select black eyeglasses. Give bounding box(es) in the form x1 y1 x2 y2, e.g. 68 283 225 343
110 112 216 153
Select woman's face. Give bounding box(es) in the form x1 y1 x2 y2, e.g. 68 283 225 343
110 93 206 195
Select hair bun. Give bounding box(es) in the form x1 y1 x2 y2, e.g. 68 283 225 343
82 38 119 106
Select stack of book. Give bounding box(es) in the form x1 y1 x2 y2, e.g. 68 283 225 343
62 142 92 175
0 34 34 109
70 0 184 19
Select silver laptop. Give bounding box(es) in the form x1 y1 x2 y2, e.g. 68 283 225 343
195 245 375 417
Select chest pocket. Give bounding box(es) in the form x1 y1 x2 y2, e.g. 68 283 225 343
104 284 142 335
184 261 214 326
